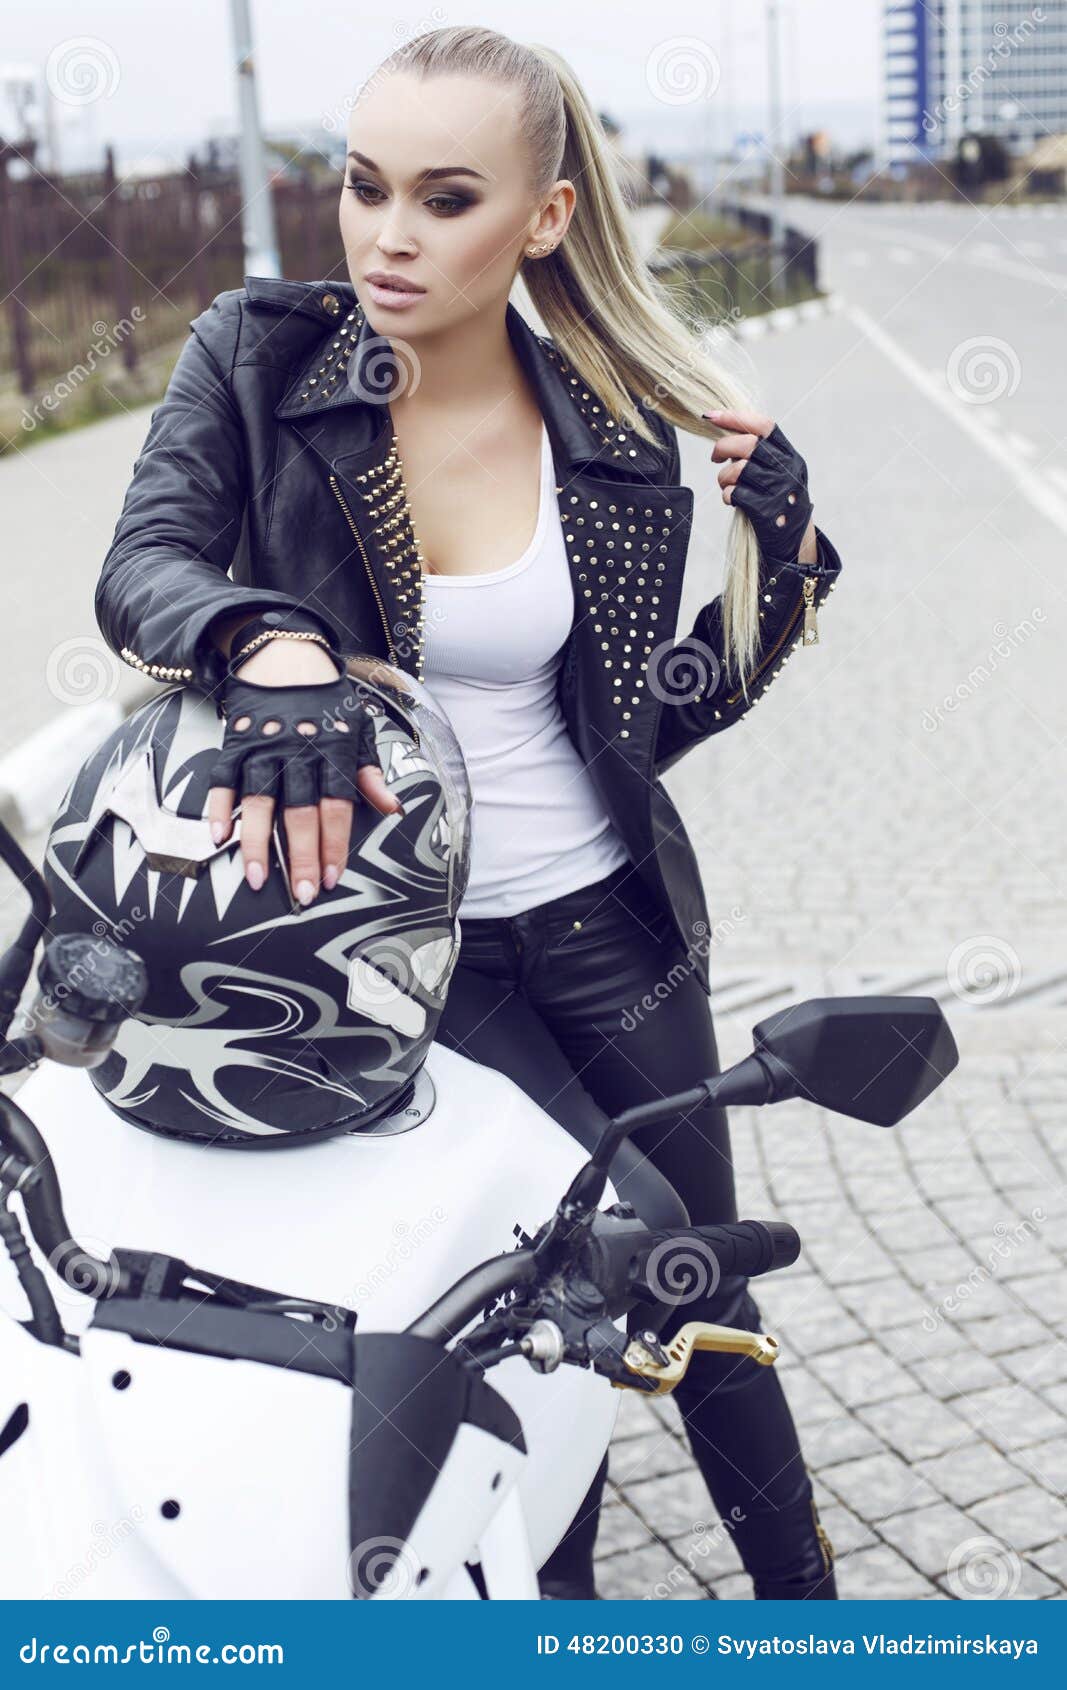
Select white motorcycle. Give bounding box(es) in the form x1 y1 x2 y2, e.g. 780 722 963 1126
0 815 958 1600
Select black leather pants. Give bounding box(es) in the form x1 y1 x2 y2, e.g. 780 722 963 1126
435 860 836 1600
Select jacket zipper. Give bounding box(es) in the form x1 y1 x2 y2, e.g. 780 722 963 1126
328 473 397 665
725 574 816 708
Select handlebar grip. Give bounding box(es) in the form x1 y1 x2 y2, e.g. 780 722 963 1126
754 1220 802 1271
638 1219 801 1293
694 1219 800 1277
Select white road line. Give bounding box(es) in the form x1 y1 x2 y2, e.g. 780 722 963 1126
845 302 1067 539
1003 431 1037 458
842 222 1067 291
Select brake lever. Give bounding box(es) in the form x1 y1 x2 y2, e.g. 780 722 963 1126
613 1321 780 1395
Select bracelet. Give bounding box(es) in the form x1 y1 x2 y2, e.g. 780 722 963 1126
231 627 334 664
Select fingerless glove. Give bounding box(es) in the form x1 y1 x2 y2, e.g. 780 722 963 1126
729 422 814 568
208 666 381 809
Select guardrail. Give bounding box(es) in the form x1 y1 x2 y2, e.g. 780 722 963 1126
647 209 819 320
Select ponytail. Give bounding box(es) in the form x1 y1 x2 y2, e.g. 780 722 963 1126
372 26 766 687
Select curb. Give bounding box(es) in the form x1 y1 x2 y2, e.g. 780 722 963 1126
733 292 842 340
0 697 130 838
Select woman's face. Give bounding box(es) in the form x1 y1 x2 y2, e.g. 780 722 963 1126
340 70 570 336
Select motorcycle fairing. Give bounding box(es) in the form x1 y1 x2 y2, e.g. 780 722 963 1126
78 1306 528 1599
346 1332 527 1599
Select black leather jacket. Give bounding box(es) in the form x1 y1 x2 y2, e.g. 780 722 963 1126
95 276 843 991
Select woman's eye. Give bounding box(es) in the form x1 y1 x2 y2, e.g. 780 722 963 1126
425 194 471 216
343 180 471 217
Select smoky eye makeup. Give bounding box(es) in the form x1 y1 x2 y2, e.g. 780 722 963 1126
343 177 478 216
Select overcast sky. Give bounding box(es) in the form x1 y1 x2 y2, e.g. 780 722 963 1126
3 0 883 172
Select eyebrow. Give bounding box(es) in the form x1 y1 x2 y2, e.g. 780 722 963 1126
346 150 487 185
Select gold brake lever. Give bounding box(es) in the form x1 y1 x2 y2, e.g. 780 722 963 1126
613 1320 780 1395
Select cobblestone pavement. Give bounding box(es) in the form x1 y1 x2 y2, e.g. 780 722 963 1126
598 201 1067 1599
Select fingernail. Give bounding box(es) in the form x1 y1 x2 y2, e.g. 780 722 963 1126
247 861 264 890
393 801 406 817
702 409 722 419
296 879 316 906
323 865 339 890
210 821 224 845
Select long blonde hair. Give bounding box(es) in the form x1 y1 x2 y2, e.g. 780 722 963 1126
371 24 765 688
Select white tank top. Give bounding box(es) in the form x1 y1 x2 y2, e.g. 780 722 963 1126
420 420 630 919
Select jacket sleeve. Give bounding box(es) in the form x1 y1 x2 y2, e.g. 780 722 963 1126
94 298 348 695
652 423 843 780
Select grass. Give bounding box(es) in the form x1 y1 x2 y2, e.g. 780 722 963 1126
0 338 184 458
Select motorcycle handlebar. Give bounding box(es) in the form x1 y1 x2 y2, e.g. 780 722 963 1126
404 1219 801 1348
404 1248 539 1344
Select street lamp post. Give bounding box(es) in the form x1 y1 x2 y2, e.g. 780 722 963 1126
229 0 281 279
766 0 786 298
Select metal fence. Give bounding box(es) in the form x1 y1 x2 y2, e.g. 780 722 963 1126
648 208 819 321
0 146 350 397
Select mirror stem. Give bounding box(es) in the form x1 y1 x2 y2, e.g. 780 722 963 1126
588 1053 779 1180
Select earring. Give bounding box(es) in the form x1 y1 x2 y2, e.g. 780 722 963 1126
526 242 555 257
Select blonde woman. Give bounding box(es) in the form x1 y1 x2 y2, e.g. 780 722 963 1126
96 26 842 1599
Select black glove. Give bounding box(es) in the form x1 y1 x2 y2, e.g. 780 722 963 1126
208 667 381 809
728 422 814 567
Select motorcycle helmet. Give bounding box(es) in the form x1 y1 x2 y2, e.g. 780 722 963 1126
43 656 471 1148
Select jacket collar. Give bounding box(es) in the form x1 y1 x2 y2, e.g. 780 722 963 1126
269 279 665 477
255 277 689 711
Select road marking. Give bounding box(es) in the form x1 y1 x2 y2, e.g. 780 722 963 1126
845 302 1067 538
838 221 1067 291
1002 431 1037 458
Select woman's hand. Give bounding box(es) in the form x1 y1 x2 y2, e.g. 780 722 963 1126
206 638 402 904
704 407 817 566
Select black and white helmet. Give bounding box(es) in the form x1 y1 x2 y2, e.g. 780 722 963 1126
44 657 471 1147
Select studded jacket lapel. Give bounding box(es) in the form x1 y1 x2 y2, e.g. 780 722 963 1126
275 289 692 714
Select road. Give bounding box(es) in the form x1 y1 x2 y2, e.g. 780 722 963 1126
596 194 1067 1599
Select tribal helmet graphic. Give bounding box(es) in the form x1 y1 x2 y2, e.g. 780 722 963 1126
44 657 471 1147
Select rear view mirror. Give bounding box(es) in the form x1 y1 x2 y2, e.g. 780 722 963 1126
751 996 958 1127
